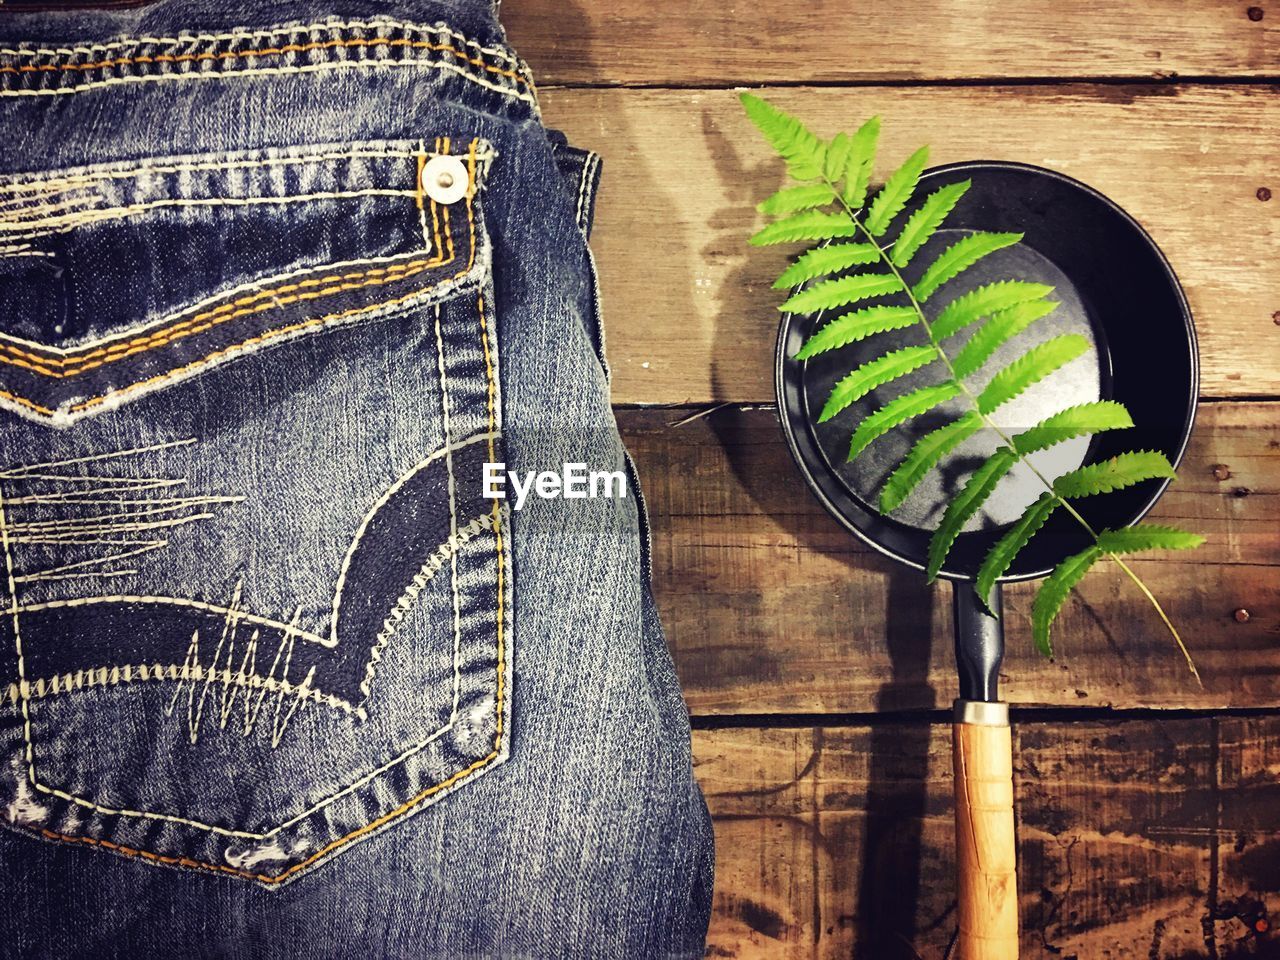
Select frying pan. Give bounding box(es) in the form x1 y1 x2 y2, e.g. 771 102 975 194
775 161 1198 958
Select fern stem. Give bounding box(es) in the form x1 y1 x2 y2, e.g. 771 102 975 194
1110 554 1203 686
817 174 1198 676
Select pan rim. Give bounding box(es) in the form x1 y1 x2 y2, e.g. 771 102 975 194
774 159 1200 584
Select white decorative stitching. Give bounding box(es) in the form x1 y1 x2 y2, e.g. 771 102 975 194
575 151 599 233
18 596 330 647
431 304 464 722
0 189 418 244
0 58 538 106
0 247 435 358
361 513 495 702
326 429 498 650
0 438 195 477
0 19 524 67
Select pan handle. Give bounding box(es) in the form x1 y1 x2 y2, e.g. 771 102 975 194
951 582 1019 958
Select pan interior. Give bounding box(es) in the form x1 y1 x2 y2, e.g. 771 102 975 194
804 235 1104 533
778 163 1197 582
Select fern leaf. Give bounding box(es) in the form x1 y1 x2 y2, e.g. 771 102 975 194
794 305 919 360
847 383 961 460
774 243 880 289
779 272 903 314
975 493 1059 610
865 146 930 237
891 180 970 268
932 281 1055 341
951 299 1060 380
842 116 881 209
1052 451 1177 498
1095 524 1205 555
880 411 983 512
1013 401 1134 456
976 334 1090 414
751 210 859 246
1032 544 1103 656
926 447 1018 581
818 345 939 423
824 132 852 182
758 183 835 216
740 93 826 180
913 232 1023 302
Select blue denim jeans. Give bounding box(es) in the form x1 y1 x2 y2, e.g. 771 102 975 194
0 2 714 956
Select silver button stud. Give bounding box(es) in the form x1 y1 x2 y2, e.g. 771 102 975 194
422 155 470 205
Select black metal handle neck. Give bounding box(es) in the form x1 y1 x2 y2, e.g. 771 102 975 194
952 582 1005 703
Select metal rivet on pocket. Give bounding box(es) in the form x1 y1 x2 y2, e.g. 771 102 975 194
422 155 470 205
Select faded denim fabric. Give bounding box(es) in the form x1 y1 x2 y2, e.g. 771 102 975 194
0 2 714 957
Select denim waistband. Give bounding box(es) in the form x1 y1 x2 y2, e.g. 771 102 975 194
0 4 532 117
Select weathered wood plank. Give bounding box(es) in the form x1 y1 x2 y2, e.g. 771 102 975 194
620 401 1280 713
506 1 1278 86
698 719 1279 959
540 85 1280 403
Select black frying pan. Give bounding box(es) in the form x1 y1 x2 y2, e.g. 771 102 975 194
775 161 1198 957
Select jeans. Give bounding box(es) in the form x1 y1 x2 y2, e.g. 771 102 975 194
0 2 714 956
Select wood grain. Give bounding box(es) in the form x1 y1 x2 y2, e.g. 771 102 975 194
953 719 1020 959
698 718 1279 959
539 84 1280 403
620 401 1280 713
505 0 1279 86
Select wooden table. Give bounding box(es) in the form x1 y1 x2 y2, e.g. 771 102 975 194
506 3 1280 956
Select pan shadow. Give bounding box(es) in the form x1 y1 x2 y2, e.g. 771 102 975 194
698 104 942 956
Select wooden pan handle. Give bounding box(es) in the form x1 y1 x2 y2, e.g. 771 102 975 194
953 700 1019 959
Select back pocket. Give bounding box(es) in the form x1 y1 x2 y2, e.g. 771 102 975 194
0 136 513 885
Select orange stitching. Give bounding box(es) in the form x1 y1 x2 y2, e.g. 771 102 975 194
24 173 508 883
33 744 498 883
0 178 447 373
0 254 448 379
0 37 529 87
67 258 470 413
0 141 476 416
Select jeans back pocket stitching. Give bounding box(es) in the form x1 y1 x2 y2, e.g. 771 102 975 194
0 169 472 417
0 189 419 246
9 143 511 881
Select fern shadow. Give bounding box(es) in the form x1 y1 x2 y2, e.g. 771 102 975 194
697 105 941 956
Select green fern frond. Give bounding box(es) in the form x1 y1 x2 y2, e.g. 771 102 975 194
774 243 880 289
742 99 1203 672
740 93 825 179
1095 525 1206 554
818 345 939 423
1012 401 1134 456
1053 451 1177 498
847 383 962 460
891 180 971 267
758 183 835 216
913 232 1023 302
824 132 852 182
842 116 881 208
976 334 1089 414
778 272 903 313
925 447 1018 581
951 299 1060 380
839 115 880 208
1032 544 1103 655
880 411 983 512
865 146 929 237
975 493 1059 610
751 210 859 246
794 305 919 360
932 281 1055 341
